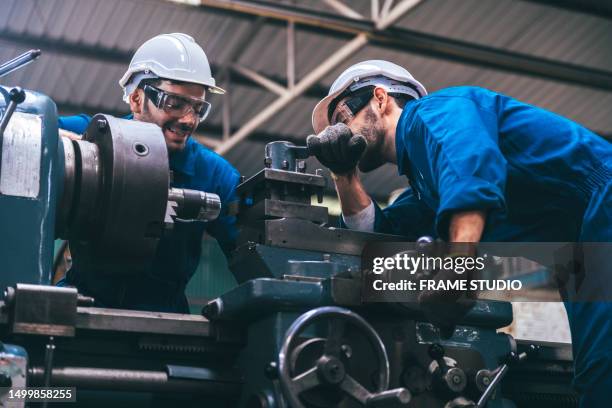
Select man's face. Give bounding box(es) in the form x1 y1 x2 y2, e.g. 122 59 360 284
137 80 206 153
334 97 387 172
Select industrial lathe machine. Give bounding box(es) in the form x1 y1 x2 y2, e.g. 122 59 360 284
0 52 576 407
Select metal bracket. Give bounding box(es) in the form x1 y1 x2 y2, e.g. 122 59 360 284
4 284 78 337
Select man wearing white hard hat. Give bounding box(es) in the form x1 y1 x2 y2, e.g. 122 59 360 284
56 33 240 313
309 59 612 407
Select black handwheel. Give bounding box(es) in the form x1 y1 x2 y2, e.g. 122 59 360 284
278 306 390 408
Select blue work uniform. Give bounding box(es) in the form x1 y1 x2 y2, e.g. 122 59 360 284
57 114 240 313
367 86 612 404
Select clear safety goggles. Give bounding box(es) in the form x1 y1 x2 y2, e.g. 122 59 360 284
143 84 211 123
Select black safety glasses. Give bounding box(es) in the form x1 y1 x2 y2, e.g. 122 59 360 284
329 88 374 126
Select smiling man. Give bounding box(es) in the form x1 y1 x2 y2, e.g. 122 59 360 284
56 33 240 313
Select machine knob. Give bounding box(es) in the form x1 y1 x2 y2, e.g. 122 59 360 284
315 355 346 385
474 369 493 392
428 344 467 394
442 367 467 393
445 396 476 408
8 87 26 104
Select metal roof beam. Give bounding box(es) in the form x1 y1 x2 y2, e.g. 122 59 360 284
212 0 425 154
376 0 424 30
231 64 287 96
0 30 328 99
323 0 364 20
215 33 369 155
0 30 132 63
197 124 307 145
215 17 267 139
198 0 612 91
286 20 296 89
524 0 612 19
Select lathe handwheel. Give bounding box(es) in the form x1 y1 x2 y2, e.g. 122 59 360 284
278 306 390 408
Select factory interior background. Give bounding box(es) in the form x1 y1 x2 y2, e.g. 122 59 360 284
3 0 611 342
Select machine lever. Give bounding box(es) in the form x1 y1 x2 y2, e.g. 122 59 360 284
0 49 41 78
0 87 28 185
475 345 538 408
41 336 56 408
0 87 26 135
474 362 511 408
366 388 411 407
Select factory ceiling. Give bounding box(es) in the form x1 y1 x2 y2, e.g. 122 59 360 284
1 0 610 199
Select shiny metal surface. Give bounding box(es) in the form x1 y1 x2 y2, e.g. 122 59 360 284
168 188 222 222
28 366 241 395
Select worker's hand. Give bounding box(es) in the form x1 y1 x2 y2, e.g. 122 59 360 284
306 123 367 175
417 243 478 339
418 278 476 339
59 129 82 141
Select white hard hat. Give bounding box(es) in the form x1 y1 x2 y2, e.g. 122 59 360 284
119 33 225 100
312 60 427 133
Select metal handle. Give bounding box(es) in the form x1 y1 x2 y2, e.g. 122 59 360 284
366 388 412 407
475 346 537 408
0 49 41 78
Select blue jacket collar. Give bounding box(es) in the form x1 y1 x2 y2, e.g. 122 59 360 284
169 137 197 177
395 106 411 176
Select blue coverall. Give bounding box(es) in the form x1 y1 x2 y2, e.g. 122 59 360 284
57 114 240 313
367 87 612 405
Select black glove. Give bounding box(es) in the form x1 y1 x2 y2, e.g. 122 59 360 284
418 285 476 339
306 123 367 175
417 243 478 339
